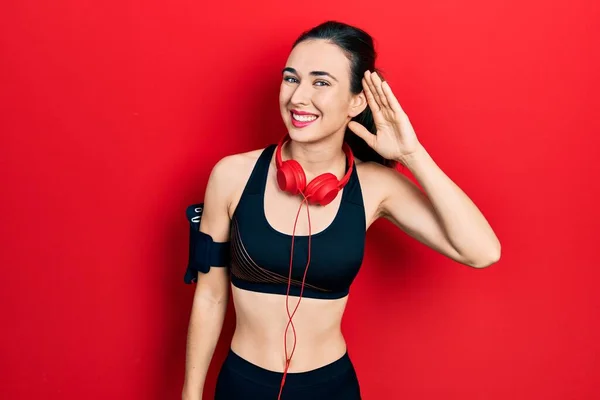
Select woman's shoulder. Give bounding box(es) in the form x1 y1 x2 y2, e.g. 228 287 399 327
355 158 395 182
212 147 266 171
206 147 268 208
354 159 401 208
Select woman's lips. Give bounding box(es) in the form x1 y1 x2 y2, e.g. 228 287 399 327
290 110 319 128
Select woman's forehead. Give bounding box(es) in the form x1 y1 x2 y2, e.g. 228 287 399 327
285 40 350 76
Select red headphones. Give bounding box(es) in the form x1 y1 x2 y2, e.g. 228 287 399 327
275 134 355 206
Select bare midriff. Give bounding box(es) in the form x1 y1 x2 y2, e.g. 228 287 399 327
229 285 349 373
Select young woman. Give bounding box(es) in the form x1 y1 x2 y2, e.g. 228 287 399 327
182 20 501 400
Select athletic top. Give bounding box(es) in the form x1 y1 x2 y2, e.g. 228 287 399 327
229 144 367 299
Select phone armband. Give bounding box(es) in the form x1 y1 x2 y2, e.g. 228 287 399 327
184 203 230 284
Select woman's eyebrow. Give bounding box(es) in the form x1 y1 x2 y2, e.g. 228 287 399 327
282 67 338 82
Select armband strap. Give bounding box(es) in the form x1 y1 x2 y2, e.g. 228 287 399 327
184 203 230 284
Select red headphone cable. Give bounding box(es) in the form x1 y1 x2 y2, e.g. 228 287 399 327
278 193 312 400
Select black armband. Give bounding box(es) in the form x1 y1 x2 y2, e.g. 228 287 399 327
184 203 230 284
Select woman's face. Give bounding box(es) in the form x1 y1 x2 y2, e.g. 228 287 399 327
279 39 366 143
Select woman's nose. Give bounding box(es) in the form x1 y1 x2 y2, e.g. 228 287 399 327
290 84 311 106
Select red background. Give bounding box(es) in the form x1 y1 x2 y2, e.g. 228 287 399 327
1 0 599 399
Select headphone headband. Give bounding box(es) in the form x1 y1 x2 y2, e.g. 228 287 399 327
275 134 354 189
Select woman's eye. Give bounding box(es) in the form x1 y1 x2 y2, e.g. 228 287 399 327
283 76 329 87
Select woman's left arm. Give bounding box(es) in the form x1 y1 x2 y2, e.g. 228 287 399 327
349 71 501 268
382 144 500 268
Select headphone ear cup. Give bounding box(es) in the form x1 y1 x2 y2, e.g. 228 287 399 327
305 173 340 206
277 160 307 195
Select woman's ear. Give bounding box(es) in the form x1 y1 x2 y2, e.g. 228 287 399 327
348 91 368 118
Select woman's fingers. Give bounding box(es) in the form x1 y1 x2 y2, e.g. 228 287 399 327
362 74 381 113
381 80 405 116
370 71 390 109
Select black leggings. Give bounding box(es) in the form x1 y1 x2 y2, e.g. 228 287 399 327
214 349 362 400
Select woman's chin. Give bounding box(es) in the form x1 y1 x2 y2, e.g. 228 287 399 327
287 126 342 145
287 128 320 143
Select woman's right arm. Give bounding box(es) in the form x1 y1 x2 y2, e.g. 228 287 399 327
182 156 236 400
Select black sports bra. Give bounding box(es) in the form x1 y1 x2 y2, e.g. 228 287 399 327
228 144 367 299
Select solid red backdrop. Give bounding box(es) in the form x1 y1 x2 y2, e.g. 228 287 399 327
1 0 599 399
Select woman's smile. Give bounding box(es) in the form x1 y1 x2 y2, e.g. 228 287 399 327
290 109 319 128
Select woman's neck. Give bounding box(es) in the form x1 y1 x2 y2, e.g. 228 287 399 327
282 133 347 179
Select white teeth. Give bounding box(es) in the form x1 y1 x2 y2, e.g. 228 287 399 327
292 113 318 122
